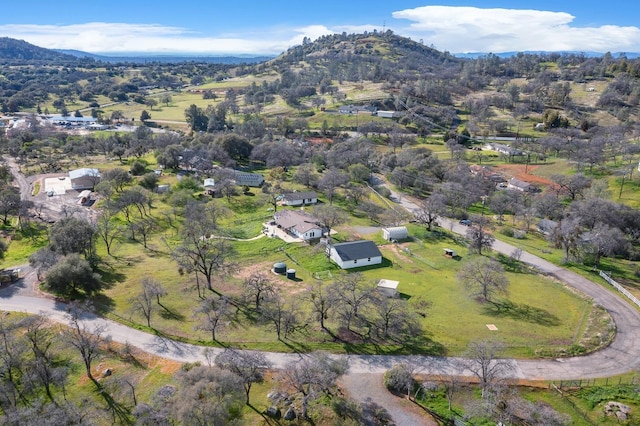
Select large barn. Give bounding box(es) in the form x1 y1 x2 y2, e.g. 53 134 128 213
68 168 100 190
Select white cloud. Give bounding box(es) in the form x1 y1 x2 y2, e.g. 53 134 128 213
391 6 640 53
0 22 334 55
2 6 640 55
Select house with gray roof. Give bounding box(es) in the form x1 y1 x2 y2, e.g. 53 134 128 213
234 171 264 187
281 191 318 206
274 210 324 241
327 240 382 269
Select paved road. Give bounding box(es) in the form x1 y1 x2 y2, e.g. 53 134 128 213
377 175 640 380
1 170 638 423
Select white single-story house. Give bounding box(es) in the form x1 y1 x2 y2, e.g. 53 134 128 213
382 226 408 241
377 279 399 298
235 171 264 187
338 105 376 115
203 178 216 189
328 240 382 270
156 184 170 194
508 178 539 193
376 110 405 119
274 210 325 241
282 191 318 206
69 168 100 190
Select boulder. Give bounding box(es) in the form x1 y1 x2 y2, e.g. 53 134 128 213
604 401 631 421
102 368 112 378
265 406 281 419
283 407 296 421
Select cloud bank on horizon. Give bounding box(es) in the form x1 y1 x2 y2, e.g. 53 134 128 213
1 5 639 55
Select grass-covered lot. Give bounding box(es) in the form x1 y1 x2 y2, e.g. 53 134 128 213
1 153 609 359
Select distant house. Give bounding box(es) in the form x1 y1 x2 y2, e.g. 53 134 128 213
328 240 382 270
69 168 100 190
338 105 376 115
203 178 216 190
508 178 539 193
381 226 408 241
274 210 325 241
487 143 525 157
376 110 404 119
282 191 318 206
234 171 264 187
156 184 170 194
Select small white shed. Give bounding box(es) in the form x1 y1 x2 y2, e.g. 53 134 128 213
377 279 399 298
382 226 408 241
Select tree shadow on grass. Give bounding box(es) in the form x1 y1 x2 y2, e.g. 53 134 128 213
247 404 279 425
90 293 115 316
483 300 560 326
279 337 311 354
96 267 126 289
92 380 132 425
158 306 185 321
495 253 529 274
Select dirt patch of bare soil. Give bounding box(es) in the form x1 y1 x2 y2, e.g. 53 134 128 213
380 243 414 264
494 164 553 187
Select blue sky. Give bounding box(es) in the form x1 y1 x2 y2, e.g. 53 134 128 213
2 1 640 55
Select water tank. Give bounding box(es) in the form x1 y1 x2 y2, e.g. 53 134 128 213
286 269 296 280
273 262 287 274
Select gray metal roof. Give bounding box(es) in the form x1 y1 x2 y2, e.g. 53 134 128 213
332 240 381 261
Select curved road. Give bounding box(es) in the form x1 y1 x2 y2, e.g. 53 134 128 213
2 166 640 422
1 219 639 381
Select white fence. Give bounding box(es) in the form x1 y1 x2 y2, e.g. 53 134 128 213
599 270 640 308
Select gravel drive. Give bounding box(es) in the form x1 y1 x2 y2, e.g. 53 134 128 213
340 373 437 425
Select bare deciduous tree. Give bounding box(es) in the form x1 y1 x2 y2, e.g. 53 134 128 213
466 216 495 255
457 257 509 303
278 351 348 419
260 292 298 340
242 272 274 311
304 280 337 331
464 340 514 398
215 349 271 404
64 306 110 382
131 277 164 327
194 296 232 342
414 193 446 231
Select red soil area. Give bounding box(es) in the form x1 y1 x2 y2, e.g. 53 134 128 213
493 164 553 187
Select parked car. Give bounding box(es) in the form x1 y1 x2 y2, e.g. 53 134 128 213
459 219 472 226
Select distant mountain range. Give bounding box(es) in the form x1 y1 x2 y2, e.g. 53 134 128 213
55 49 274 64
454 50 640 59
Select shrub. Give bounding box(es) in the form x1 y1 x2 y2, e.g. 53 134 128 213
501 228 514 237
383 363 415 396
130 160 146 176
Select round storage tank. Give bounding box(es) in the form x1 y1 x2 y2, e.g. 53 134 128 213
286 269 296 280
273 262 287 274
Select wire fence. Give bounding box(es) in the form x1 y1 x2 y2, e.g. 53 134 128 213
550 375 638 390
